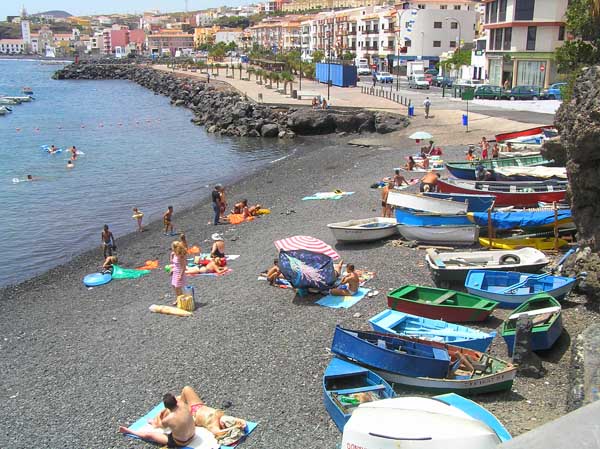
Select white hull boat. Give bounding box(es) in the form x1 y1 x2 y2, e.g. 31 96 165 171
397 224 479 245
342 396 508 449
387 191 468 214
327 217 398 242
4 96 32 103
0 106 11 115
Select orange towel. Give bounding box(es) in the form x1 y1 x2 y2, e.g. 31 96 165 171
187 245 200 255
136 260 159 270
227 214 255 225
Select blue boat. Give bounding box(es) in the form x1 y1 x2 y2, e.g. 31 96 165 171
368 309 496 352
501 293 563 356
330 325 451 378
394 207 470 227
434 393 512 442
323 357 395 431
424 192 496 212
464 270 576 308
467 209 573 230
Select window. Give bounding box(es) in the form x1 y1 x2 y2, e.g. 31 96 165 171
503 27 512 50
490 1 498 23
388 40 394 48
499 0 507 21
489 29 496 50
433 40 441 47
494 27 503 50
476 39 486 51
440 5 447 9
449 41 456 48
558 25 565 41
485 3 490 23
405 39 411 47
434 21 442 28
418 4 426 9
515 0 535 21
453 5 461 9
450 22 458 29
526 26 537 50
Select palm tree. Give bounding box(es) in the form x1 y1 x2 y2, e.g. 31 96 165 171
281 72 294 95
238 63 243 79
272 72 281 90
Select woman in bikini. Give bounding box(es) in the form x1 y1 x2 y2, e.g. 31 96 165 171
185 257 227 275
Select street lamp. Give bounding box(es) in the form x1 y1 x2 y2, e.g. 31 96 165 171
444 17 461 51
396 7 417 90
327 26 332 101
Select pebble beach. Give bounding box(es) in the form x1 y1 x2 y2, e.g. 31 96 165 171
2 109 599 449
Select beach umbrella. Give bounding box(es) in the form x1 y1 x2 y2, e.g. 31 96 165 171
409 131 433 140
274 235 340 260
278 249 336 290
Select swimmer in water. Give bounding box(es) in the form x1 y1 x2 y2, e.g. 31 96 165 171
69 145 78 161
27 174 34 181
67 160 74 169
49 145 58 154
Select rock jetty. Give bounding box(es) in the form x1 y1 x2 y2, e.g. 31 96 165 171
53 62 408 138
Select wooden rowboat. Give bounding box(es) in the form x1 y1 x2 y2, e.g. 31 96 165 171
387 191 468 214
369 309 496 352
327 217 398 242
436 178 567 207
323 357 395 431
397 224 479 245
426 247 550 285
478 236 569 250
341 395 511 449
445 154 551 180
501 293 562 356
464 270 576 308
386 285 498 323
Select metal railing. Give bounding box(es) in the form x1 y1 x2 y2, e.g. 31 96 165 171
360 85 412 109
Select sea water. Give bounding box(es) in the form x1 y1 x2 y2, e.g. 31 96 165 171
0 59 291 287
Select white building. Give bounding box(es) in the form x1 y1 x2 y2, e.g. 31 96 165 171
482 0 567 87
215 29 244 45
0 39 25 54
21 20 31 53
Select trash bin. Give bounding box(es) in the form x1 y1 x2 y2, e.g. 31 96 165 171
462 114 468 126
408 105 415 116
291 89 298 99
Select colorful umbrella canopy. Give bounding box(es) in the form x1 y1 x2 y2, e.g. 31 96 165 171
278 250 337 290
409 131 433 140
274 235 340 260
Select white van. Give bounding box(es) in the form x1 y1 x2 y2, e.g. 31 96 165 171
356 58 371 75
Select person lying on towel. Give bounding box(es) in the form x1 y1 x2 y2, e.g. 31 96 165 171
231 199 262 218
119 386 247 447
328 263 360 296
185 257 228 275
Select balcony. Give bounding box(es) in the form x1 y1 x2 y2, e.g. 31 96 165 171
364 28 379 34
348 30 357 35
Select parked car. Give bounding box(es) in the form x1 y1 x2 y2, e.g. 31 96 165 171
408 76 430 89
540 82 567 100
375 71 394 83
424 73 434 85
357 65 372 76
503 85 542 100
454 79 484 88
425 68 439 76
474 85 504 100
434 76 454 87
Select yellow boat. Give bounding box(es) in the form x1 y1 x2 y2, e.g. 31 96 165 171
479 237 568 250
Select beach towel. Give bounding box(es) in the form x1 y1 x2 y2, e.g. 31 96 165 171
302 191 354 201
112 264 151 280
124 402 258 448
227 214 255 225
356 270 376 286
187 246 201 255
136 260 160 270
257 275 293 289
191 254 240 262
316 287 370 309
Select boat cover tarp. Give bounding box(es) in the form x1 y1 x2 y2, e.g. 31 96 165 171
469 210 572 230
278 249 337 290
494 166 567 179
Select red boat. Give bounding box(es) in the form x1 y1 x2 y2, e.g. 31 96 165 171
437 178 566 207
495 125 556 143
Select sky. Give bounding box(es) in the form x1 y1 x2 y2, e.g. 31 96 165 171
1 0 253 19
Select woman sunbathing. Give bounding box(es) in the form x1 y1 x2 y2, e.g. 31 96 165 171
185 257 228 275
232 199 262 218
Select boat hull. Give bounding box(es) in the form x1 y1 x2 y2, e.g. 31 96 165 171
369 309 495 352
394 207 471 226
502 315 562 356
437 179 567 207
387 296 494 322
478 237 569 250
495 126 555 143
387 191 468 214
424 192 496 212
327 218 398 242
397 224 479 245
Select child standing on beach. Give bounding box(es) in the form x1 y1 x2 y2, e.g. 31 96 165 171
170 241 187 298
163 206 174 235
101 224 116 258
132 207 144 232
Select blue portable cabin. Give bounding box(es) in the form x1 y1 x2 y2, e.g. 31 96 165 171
316 63 358 87
323 357 395 431
330 325 451 379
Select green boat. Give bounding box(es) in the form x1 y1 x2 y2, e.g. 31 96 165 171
446 154 551 180
387 285 498 322
501 293 562 356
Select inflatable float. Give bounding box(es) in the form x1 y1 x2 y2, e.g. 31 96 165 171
149 304 192 317
83 272 112 287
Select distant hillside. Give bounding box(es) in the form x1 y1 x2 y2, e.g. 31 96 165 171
32 10 72 19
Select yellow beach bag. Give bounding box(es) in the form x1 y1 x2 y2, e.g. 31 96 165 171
176 294 195 312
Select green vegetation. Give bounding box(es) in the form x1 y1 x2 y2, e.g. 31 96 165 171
439 49 471 72
214 15 250 29
554 0 600 99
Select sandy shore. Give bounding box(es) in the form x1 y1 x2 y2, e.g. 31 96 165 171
1 108 597 448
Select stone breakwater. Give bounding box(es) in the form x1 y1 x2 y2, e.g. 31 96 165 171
53 62 409 138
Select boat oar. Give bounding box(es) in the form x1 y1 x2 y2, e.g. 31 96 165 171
500 273 550 294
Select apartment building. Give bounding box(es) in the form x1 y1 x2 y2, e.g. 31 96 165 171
249 16 304 52
147 30 195 55
0 39 25 54
282 0 388 12
215 29 244 45
483 0 567 87
194 25 221 47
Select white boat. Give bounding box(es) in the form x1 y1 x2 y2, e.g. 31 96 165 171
342 396 507 449
4 96 32 103
387 191 468 214
426 247 550 285
0 98 19 105
397 224 479 245
327 217 398 242
494 166 567 180
0 106 11 115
